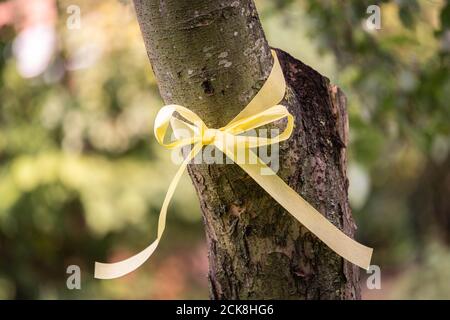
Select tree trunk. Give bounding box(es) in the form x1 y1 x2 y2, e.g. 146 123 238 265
133 0 361 299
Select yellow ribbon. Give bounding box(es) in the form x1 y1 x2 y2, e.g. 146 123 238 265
94 50 372 279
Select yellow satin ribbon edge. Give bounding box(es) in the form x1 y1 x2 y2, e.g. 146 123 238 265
94 50 372 279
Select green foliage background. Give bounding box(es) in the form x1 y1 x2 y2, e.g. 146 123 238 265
0 0 449 299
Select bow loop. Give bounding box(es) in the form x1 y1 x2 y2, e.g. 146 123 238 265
224 105 295 148
154 104 206 149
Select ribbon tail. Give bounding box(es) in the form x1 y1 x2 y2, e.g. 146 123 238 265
94 143 203 279
229 50 286 124
218 144 372 269
94 240 160 280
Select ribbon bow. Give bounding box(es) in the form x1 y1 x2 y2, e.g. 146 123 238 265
94 50 372 279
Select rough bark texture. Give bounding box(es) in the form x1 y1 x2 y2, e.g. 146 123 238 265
133 0 361 299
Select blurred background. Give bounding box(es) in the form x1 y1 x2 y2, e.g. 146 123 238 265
0 0 449 299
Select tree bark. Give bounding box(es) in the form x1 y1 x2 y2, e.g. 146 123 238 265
133 0 361 299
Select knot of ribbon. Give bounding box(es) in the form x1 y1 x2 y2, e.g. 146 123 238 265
94 50 372 280
202 129 217 145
